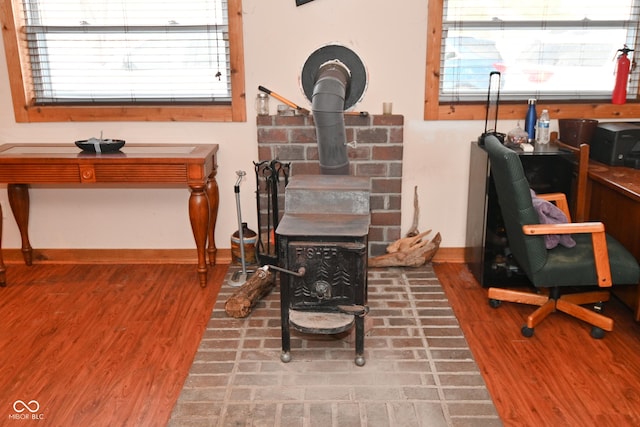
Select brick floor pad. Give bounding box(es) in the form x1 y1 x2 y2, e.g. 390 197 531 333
169 265 501 427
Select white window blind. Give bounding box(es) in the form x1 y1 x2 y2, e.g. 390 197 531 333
22 0 230 105
440 0 640 102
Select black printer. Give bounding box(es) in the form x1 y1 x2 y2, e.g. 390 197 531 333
590 122 640 168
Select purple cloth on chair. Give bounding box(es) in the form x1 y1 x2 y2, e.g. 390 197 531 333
530 190 576 249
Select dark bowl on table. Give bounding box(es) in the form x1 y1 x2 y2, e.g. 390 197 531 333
75 139 126 153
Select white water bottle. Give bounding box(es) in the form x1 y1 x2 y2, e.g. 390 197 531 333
537 109 550 144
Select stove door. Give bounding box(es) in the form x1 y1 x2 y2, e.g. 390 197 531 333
287 241 367 311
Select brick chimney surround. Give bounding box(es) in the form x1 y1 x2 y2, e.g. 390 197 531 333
256 113 404 256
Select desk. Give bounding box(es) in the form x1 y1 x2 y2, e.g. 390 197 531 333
587 162 640 321
0 143 219 288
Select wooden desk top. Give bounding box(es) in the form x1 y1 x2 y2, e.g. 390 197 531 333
588 162 640 203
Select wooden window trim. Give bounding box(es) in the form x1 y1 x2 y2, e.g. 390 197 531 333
425 0 640 121
0 0 246 123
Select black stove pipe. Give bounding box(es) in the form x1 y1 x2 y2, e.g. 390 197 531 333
311 61 351 175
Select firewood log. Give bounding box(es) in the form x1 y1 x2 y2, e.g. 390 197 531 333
225 267 276 318
368 232 441 268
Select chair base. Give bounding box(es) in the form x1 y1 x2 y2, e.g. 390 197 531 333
488 287 613 335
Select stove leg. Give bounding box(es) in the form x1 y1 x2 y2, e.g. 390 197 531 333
281 318 291 362
354 315 366 366
281 306 291 363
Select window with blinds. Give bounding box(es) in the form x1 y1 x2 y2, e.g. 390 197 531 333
440 1 640 103
22 0 230 105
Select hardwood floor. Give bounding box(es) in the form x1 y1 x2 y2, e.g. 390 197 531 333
0 263 224 427
434 263 640 427
2 262 639 426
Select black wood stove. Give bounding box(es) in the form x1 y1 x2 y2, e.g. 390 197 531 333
272 44 371 366
276 175 370 366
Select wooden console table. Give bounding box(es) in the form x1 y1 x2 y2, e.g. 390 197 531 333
587 162 640 321
0 143 219 288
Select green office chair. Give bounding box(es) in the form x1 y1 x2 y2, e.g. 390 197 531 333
483 135 639 338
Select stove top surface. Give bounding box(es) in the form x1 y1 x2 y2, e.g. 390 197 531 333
276 213 370 237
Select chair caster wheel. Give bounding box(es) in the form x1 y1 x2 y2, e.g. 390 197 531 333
590 327 605 339
489 299 502 308
521 325 534 337
280 351 291 363
355 355 365 367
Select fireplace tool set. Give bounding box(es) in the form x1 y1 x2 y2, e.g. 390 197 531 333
253 159 290 266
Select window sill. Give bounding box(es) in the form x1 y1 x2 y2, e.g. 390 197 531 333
425 101 640 121
9 103 246 123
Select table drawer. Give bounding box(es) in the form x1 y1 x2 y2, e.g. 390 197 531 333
0 164 80 183
92 164 189 183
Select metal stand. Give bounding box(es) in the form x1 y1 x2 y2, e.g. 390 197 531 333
228 170 254 287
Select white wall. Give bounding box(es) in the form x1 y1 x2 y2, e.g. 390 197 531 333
0 0 524 251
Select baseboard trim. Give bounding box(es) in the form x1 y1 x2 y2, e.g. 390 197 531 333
2 248 232 265
1 247 465 265
432 247 466 263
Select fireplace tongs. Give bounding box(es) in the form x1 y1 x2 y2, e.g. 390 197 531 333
264 264 369 317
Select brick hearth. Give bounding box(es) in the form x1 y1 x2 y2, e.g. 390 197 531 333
256 114 404 256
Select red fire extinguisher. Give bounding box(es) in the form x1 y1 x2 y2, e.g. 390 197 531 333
612 45 634 105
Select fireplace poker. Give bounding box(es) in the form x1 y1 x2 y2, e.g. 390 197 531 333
258 85 310 115
228 170 255 287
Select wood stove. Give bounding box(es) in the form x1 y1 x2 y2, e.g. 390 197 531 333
272 44 370 366
276 175 370 366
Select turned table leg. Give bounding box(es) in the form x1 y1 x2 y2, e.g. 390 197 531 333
189 184 210 288
0 202 5 287
8 184 33 266
205 169 219 266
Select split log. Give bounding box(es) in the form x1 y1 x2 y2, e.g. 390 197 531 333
368 231 441 268
225 267 276 318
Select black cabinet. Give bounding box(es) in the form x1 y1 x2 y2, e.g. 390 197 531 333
466 141 574 287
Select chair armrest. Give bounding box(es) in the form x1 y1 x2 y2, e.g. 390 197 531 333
522 222 603 235
536 192 571 220
523 222 612 287
590 230 613 287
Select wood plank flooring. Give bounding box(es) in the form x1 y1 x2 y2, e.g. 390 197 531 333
434 263 640 427
0 263 224 427
1 262 639 426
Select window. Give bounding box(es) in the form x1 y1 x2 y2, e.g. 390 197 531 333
1 0 246 122
425 0 640 120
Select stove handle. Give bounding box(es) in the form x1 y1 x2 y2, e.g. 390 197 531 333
264 264 306 277
337 305 370 317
